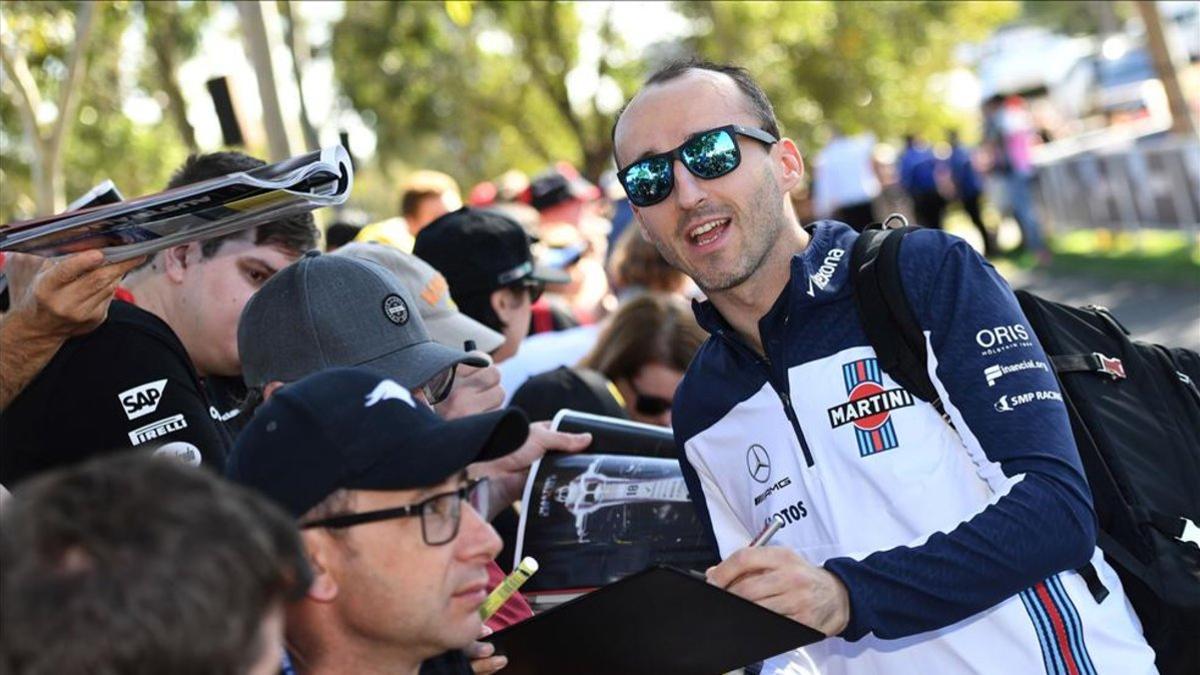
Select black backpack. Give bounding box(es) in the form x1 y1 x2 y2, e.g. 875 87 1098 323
849 223 1200 674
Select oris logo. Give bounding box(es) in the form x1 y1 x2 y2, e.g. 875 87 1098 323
746 444 771 483
975 324 1031 349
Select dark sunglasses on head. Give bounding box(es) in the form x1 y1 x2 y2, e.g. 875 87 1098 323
617 124 779 207
300 477 490 546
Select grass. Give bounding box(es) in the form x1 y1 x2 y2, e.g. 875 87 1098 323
943 211 1200 287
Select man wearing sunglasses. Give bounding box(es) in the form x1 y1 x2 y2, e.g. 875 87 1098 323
613 61 1153 674
414 207 569 365
227 367 530 675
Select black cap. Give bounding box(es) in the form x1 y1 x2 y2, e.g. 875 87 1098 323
414 207 568 297
526 168 600 211
226 367 530 518
510 367 629 423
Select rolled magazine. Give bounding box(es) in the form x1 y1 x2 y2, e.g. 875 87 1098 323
0 146 352 262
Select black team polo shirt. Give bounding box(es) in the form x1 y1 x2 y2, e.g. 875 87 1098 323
0 300 232 487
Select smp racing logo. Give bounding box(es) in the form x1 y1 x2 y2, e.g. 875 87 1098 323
827 357 914 457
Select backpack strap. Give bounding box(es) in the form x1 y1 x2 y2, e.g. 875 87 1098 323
849 223 952 425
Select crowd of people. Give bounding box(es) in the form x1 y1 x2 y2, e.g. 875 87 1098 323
0 59 1160 675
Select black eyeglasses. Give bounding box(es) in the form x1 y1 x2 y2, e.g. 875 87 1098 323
300 477 490 546
420 366 457 406
617 124 779 207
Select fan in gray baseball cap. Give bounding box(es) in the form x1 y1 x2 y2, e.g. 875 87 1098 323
238 251 487 409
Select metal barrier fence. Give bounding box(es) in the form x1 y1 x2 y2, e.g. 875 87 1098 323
1032 132 1200 238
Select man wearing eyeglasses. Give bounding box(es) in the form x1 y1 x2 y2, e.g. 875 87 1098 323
612 61 1154 674
227 367 530 675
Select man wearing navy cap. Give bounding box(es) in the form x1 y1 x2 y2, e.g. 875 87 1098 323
228 367 530 675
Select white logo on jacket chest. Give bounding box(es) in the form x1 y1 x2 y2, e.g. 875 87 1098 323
806 248 845 297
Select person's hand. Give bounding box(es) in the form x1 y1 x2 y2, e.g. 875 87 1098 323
436 357 504 420
469 421 592 518
706 545 851 637
8 251 145 340
466 624 507 674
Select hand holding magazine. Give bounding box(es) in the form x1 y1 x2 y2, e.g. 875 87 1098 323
513 410 720 609
0 146 352 262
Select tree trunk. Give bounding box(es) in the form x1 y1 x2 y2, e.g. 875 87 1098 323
278 0 320 152
1134 0 1196 136
236 0 292 160
144 1 199 152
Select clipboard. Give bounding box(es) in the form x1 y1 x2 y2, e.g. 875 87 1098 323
487 565 824 675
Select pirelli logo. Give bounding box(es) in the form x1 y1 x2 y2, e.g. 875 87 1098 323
827 388 914 429
128 414 188 446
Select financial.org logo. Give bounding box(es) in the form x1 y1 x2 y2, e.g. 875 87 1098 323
746 444 771 483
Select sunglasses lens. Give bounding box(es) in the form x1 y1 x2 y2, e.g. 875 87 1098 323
422 367 455 405
527 280 545 303
635 395 672 416
621 156 672 207
681 129 740 179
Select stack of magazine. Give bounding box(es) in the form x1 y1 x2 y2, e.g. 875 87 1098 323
513 410 719 611
0 146 352 262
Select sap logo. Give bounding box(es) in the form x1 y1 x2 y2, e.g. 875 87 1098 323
128 414 188 446
118 379 168 420
769 499 808 531
976 324 1031 349
994 390 1062 413
753 477 792 506
806 248 845 297
364 379 415 408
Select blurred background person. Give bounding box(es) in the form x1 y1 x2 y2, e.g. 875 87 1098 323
323 220 363 253
898 133 947 230
577 294 706 428
0 453 311 675
985 95 1049 263
355 170 462 252
947 129 999 257
811 127 882 231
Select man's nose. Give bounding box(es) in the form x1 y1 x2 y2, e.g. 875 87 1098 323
672 159 708 210
458 502 503 560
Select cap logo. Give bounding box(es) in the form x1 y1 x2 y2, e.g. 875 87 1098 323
365 379 415 408
382 294 410 325
420 273 450 307
496 261 533 285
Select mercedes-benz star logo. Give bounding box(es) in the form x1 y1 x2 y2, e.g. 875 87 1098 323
746 444 771 483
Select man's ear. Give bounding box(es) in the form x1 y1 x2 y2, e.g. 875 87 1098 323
263 380 286 402
299 533 340 604
490 287 519 323
162 243 199 284
775 138 805 193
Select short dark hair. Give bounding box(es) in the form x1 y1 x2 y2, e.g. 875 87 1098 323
400 188 445 219
0 453 311 675
613 59 781 164
167 151 319 260
324 222 362 251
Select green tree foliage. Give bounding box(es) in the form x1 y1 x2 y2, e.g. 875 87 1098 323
0 1 209 223
675 1 1019 153
331 0 642 187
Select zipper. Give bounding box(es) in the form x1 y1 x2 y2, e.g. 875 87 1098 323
716 327 816 467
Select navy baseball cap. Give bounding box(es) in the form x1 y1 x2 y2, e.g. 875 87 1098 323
227 367 530 518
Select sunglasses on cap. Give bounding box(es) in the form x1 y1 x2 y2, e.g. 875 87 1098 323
617 124 779 208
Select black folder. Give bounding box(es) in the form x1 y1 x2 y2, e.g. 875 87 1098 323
487 565 824 675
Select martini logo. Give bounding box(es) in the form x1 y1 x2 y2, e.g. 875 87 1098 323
827 358 914 457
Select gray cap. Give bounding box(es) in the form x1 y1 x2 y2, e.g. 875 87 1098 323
334 243 505 354
238 251 487 390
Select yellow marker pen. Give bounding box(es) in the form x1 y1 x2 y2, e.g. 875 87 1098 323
480 556 539 620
